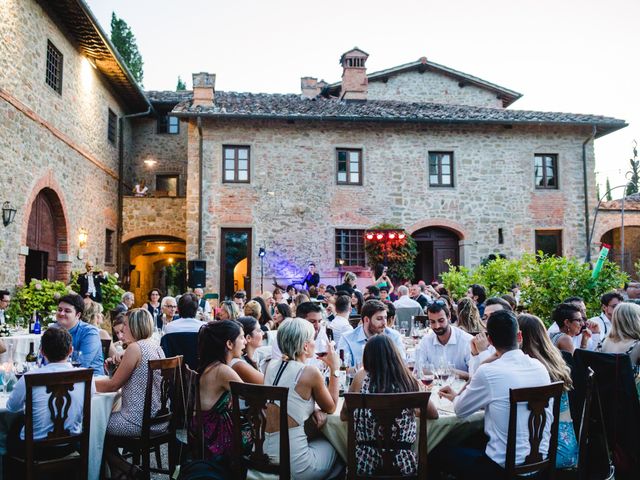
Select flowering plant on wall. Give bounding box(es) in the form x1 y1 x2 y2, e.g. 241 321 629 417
69 269 125 313
364 223 417 283
6 279 69 323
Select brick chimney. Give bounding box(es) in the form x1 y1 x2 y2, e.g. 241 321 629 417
340 48 369 100
301 77 320 98
192 72 216 107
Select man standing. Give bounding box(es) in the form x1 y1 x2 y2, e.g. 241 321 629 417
54 294 103 375
193 287 212 321
77 261 108 303
113 292 135 315
0 290 10 324
435 310 552 479
338 300 405 367
416 302 472 379
301 263 320 290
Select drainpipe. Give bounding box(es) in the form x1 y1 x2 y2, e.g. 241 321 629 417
118 106 152 276
197 116 203 259
582 126 597 263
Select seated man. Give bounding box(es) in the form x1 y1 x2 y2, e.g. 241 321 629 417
469 297 513 375
416 301 472 379
436 310 552 479
338 299 405 367
54 294 103 375
163 293 204 334
7 327 95 450
328 294 354 346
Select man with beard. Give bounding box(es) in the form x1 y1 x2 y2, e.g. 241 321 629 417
416 301 472 380
338 299 405 367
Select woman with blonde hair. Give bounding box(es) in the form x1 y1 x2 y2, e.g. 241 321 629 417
243 300 262 321
599 302 640 364
456 297 485 334
517 314 577 468
336 271 357 296
83 300 112 342
96 308 166 477
216 300 240 321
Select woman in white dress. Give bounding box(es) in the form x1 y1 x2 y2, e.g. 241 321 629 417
263 317 343 479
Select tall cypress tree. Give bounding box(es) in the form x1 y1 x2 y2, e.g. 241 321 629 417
626 141 639 196
605 177 612 201
176 76 186 91
110 12 144 86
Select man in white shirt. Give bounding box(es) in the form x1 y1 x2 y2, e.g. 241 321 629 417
435 309 552 479
393 285 422 310
163 293 204 334
416 301 472 379
329 294 354 346
588 292 622 338
7 327 95 447
338 299 406 367
193 287 213 321
469 297 512 375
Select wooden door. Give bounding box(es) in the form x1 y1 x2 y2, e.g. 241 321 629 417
25 191 58 281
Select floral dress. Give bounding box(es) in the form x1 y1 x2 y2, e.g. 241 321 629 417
556 391 578 468
197 390 252 460
355 375 417 475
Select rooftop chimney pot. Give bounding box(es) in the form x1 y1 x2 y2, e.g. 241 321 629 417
192 72 216 107
340 48 369 101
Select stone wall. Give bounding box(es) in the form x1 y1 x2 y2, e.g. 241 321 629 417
122 197 187 243
184 117 596 295
367 69 505 108
0 0 131 288
128 117 188 195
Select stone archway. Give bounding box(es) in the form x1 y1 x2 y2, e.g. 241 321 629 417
24 188 69 282
600 226 640 275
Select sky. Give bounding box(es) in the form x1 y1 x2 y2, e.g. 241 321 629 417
86 0 639 199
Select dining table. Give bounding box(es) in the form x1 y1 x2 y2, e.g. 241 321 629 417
0 331 42 364
321 379 485 462
0 387 120 480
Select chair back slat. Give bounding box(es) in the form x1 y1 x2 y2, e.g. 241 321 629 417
22 368 93 479
142 356 183 433
344 391 431 480
230 382 290 480
505 381 564 479
185 368 205 460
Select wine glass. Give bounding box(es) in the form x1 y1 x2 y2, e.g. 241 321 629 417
71 350 83 368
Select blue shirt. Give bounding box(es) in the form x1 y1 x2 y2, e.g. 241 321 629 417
337 325 406 367
67 321 104 375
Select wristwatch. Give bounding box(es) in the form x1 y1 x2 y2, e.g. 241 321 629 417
332 369 341 378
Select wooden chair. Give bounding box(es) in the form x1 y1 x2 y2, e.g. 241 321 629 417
230 381 290 480
505 381 564 479
184 367 205 461
343 391 431 479
6 368 93 480
105 355 183 480
100 338 111 359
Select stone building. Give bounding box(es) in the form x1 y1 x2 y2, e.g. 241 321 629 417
595 194 640 276
1 1 629 300
130 49 626 298
0 0 149 287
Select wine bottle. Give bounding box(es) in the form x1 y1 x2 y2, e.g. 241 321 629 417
339 349 348 395
33 314 41 335
26 341 37 368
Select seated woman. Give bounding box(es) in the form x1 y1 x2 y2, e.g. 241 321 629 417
264 318 343 479
341 334 438 476
518 314 578 468
599 302 640 364
456 297 485 334
268 303 292 331
550 302 595 354
83 300 112 342
216 300 240 321
96 308 166 477
232 316 264 384
195 320 250 462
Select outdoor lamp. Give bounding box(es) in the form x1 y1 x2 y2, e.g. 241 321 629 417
258 247 266 258
78 228 88 249
2 202 16 227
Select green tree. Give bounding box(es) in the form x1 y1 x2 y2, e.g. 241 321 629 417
605 177 612 201
110 12 144 86
176 76 186 91
626 141 639 196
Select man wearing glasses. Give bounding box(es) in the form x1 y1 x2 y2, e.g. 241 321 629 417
160 296 179 330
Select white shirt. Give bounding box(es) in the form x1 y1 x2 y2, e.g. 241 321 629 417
163 317 204 334
393 295 423 310
7 362 96 440
416 325 472 372
547 322 600 350
453 349 552 467
469 346 496 376
589 313 611 338
86 273 96 295
0 309 5 324
329 314 354 346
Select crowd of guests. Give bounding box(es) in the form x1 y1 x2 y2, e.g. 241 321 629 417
3 266 640 479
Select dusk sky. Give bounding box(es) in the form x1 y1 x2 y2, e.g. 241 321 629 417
86 0 640 199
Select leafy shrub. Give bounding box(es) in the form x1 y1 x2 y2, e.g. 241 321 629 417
441 253 628 324
6 279 70 324
364 223 417 283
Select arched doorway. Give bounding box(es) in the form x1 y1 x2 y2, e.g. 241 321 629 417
123 236 186 304
601 227 640 274
25 188 68 282
412 227 460 283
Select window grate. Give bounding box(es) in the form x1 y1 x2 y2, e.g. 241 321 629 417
46 41 63 94
335 229 366 266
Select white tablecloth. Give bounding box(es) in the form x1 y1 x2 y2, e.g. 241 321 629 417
322 380 484 462
0 333 42 363
0 390 119 480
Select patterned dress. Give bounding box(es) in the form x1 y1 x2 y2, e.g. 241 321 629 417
355 375 418 476
107 339 166 436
